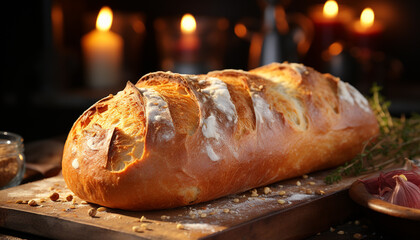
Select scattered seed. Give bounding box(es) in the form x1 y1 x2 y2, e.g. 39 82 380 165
49 192 59 201
80 201 88 204
223 209 230 213
354 220 360 225
200 213 207 218
176 223 185 230
28 199 38 207
278 185 283 188
233 198 240 203
305 189 313 194
353 233 362 239
316 189 325 195
132 226 143 233
277 199 286 204
263 187 272 195
72 199 77 205
308 181 316 186
140 216 146 222
302 174 309 179
97 207 106 212
330 227 335 232
88 208 97 217
66 194 73 202
337 230 344 235
161 215 170 220
140 223 149 230
250 189 258 197
296 181 301 186
15 200 23 204
69 205 76 209
278 190 286 196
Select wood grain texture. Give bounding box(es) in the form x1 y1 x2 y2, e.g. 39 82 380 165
1 169 365 240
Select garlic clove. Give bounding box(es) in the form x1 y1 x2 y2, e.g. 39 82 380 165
382 174 420 209
360 169 420 195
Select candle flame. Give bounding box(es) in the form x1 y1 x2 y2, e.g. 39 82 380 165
181 14 196 33
323 0 338 18
360 8 374 28
96 6 113 31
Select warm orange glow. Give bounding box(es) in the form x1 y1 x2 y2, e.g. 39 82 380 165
234 23 247 38
96 6 113 31
328 42 343 56
180 14 197 33
360 8 374 28
323 0 338 18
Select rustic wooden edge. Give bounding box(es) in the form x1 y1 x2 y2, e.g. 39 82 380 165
202 189 360 240
348 181 420 221
0 207 143 240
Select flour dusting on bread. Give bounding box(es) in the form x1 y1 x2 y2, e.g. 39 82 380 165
139 88 175 141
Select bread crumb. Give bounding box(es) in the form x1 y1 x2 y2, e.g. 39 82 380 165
278 190 286 196
49 192 59 201
233 198 240 203
250 189 258 197
353 233 362 239
296 181 301 186
140 223 149 230
28 199 38 207
263 187 272 195
132 226 143 233
176 223 185 230
88 208 97 217
337 230 344 235
277 199 286 204
223 208 230 213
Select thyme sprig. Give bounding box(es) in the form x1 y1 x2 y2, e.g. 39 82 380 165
325 84 420 184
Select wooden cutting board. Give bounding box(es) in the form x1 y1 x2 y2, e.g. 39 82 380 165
0 170 364 240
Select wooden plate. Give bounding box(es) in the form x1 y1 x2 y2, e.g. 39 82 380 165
349 180 420 221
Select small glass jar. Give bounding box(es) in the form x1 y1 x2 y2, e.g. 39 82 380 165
0 132 25 190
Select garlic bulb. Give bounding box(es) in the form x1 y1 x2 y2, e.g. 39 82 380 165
360 169 420 209
382 174 420 209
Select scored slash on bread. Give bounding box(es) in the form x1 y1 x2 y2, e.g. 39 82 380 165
62 62 378 210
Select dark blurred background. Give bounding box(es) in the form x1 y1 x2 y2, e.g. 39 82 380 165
2 0 420 142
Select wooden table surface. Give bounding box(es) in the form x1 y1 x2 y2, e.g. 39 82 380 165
0 138 411 240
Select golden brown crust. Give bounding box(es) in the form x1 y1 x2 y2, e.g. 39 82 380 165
62 62 379 210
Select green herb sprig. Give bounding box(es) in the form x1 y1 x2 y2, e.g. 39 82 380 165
325 84 420 184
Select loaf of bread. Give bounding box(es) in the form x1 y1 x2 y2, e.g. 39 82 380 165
62 62 378 210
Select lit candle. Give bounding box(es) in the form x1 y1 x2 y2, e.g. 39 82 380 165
178 14 200 57
175 14 202 74
352 8 383 50
82 6 123 89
